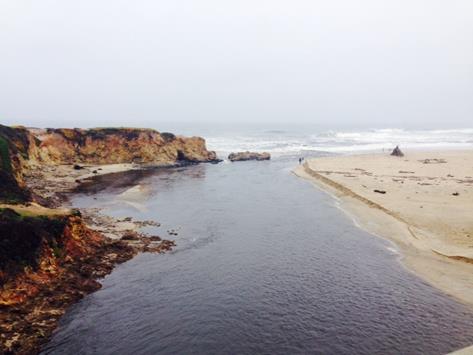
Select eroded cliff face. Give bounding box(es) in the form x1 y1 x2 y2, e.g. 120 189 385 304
0 124 218 205
0 125 41 203
0 207 135 354
35 128 218 164
0 124 204 353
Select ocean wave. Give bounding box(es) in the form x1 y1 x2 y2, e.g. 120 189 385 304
206 128 473 158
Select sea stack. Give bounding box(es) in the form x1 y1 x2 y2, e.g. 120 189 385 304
228 151 271 162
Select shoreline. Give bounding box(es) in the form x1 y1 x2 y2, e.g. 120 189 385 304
1 163 179 354
294 150 473 306
0 124 221 353
26 161 196 208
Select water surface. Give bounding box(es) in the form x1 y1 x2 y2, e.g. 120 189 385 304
43 158 473 354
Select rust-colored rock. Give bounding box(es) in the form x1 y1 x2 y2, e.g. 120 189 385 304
0 124 201 354
0 208 135 354
121 230 140 240
34 127 219 165
1 125 219 205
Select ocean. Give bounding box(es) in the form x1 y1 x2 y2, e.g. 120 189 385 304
203 127 473 158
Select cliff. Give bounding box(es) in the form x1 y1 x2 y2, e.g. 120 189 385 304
0 124 213 353
0 125 40 203
0 206 135 354
35 127 218 165
0 124 218 205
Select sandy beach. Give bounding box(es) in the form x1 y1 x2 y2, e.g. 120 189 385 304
295 150 473 306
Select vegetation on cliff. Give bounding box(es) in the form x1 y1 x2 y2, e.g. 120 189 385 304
0 208 67 284
0 207 135 354
0 125 37 203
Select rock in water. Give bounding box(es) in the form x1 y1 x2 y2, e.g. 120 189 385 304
121 230 140 240
391 145 404 157
228 151 271 162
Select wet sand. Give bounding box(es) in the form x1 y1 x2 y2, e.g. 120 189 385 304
295 150 473 306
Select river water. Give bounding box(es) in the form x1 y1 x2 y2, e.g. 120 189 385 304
42 157 473 355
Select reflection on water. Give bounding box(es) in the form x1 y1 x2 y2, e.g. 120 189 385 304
44 159 473 355
76 165 207 197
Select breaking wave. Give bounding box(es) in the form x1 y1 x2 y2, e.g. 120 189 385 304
206 128 473 158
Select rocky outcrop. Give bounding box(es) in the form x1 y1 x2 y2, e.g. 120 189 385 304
0 124 204 353
0 124 219 205
0 207 135 354
34 128 218 165
391 145 404 157
0 125 41 203
228 151 271 162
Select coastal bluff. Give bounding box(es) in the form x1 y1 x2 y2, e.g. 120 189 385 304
0 125 42 203
0 124 218 353
33 127 219 165
0 125 219 203
0 206 135 354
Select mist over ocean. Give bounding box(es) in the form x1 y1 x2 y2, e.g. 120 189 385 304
3 0 473 353
186 126 473 159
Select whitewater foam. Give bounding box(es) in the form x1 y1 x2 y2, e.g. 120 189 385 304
206 128 473 158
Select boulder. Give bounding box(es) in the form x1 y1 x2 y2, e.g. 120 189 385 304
228 151 271 162
121 230 140 240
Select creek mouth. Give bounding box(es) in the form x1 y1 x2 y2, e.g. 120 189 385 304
43 158 473 355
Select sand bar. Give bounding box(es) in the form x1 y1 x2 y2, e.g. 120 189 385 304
295 150 473 306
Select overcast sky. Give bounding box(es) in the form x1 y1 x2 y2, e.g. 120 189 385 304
1 0 472 129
